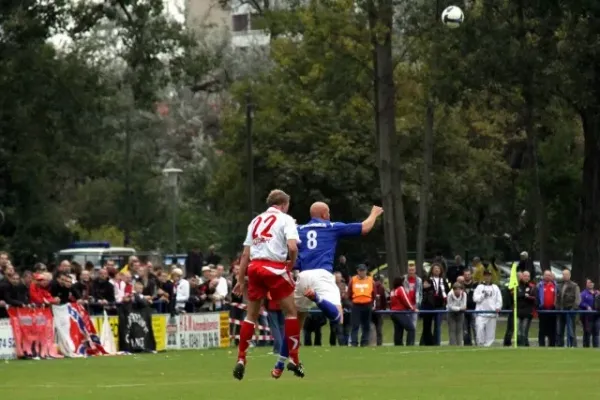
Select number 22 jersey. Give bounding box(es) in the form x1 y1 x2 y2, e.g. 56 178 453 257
243 207 299 262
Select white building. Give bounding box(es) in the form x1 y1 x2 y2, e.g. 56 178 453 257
185 0 270 47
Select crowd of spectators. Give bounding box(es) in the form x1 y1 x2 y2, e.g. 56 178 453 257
0 248 237 317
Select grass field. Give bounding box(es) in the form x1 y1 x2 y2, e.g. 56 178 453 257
1 345 599 400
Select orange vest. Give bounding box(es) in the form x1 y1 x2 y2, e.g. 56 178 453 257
351 276 374 304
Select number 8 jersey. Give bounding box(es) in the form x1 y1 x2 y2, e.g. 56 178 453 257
243 207 299 262
295 218 362 273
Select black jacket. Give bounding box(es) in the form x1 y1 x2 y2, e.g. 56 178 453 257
517 259 536 279
446 265 467 285
420 286 436 310
185 251 204 278
4 282 29 307
463 280 477 310
91 279 115 302
516 282 537 318
50 280 82 304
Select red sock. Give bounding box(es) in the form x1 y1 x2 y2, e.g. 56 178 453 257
284 317 301 364
237 320 255 363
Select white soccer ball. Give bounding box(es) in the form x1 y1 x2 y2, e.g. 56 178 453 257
441 5 464 28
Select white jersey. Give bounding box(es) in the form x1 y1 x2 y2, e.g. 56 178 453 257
473 283 502 316
243 207 299 262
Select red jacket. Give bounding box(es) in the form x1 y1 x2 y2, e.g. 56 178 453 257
29 284 56 305
390 286 414 311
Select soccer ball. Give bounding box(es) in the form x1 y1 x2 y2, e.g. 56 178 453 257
441 6 464 28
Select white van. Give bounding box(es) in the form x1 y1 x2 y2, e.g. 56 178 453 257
57 242 136 269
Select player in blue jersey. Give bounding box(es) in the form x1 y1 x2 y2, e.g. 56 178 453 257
272 202 383 377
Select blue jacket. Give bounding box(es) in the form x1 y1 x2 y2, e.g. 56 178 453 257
580 289 596 310
537 280 557 309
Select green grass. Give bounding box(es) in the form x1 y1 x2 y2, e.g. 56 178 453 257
1 346 599 400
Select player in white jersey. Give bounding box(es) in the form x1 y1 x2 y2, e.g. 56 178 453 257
232 189 304 381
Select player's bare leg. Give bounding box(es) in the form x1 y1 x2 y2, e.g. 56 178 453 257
271 294 304 379
233 299 261 381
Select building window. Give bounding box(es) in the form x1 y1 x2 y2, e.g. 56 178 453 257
232 14 249 32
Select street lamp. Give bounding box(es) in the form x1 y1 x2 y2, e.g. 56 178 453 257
162 167 183 254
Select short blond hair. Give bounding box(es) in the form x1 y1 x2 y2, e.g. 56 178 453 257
266 189 290 207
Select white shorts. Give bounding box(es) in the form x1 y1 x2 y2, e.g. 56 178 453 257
294 269 341 311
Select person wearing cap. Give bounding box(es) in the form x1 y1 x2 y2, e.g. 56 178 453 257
473 269 502 347
347 264 375 347
29 272 60 306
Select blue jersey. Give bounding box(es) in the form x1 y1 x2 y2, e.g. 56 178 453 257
296 218 362 273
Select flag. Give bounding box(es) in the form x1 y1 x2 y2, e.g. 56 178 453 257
118 303 156 353
53 303 109 357
8 307 62 359
508 262 518 348
100 310 117 354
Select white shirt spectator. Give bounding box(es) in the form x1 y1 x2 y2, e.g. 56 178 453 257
175 278 190 310
243 207 299 262
212 277 229 309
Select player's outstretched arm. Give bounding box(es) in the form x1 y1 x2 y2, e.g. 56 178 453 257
361 205 384 235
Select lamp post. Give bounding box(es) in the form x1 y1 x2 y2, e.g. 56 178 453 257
163 168 183 254
245 92 255 220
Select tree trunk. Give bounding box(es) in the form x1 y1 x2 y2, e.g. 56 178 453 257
523 86 550 270
416 99 434 275
572 107 600 285
368 0 408 280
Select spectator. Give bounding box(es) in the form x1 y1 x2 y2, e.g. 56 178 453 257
120 256 138 274
1 264 15 281
199 266 212 284
372 275 387 346
516 271 537 347
186 276 205 312
427 263 447 345
446 255 466 285
515 251 535 280
348 264 374 347
330 272 350 346
473 270 502 347
22 270 33 288
303 313 326 346
265 291 284 355
537 270 558 347
472 257 499 284
211 265 229 311
54 260 72 279
0 274 9 317
138 264 157 298
91 268 115 313
0 251 9 270
74 270 93 301
205 245 221 266
155 270 174 314
389 276 416 346
556 269 580 347
172 268 190 312
502 273 519 347
4 272 29 308
29 272 59 306
334 255 350 283
129 281 153 309
50 271 81 304
399 262 422 346
419 279 436 346
447 282 467 346
112 272 129 303
461 270 477 345
580 278 599 348
185 245 204 278
33 263 47 273
433 252 448 272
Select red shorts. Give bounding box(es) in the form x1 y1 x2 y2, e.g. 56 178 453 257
247 260 295 302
